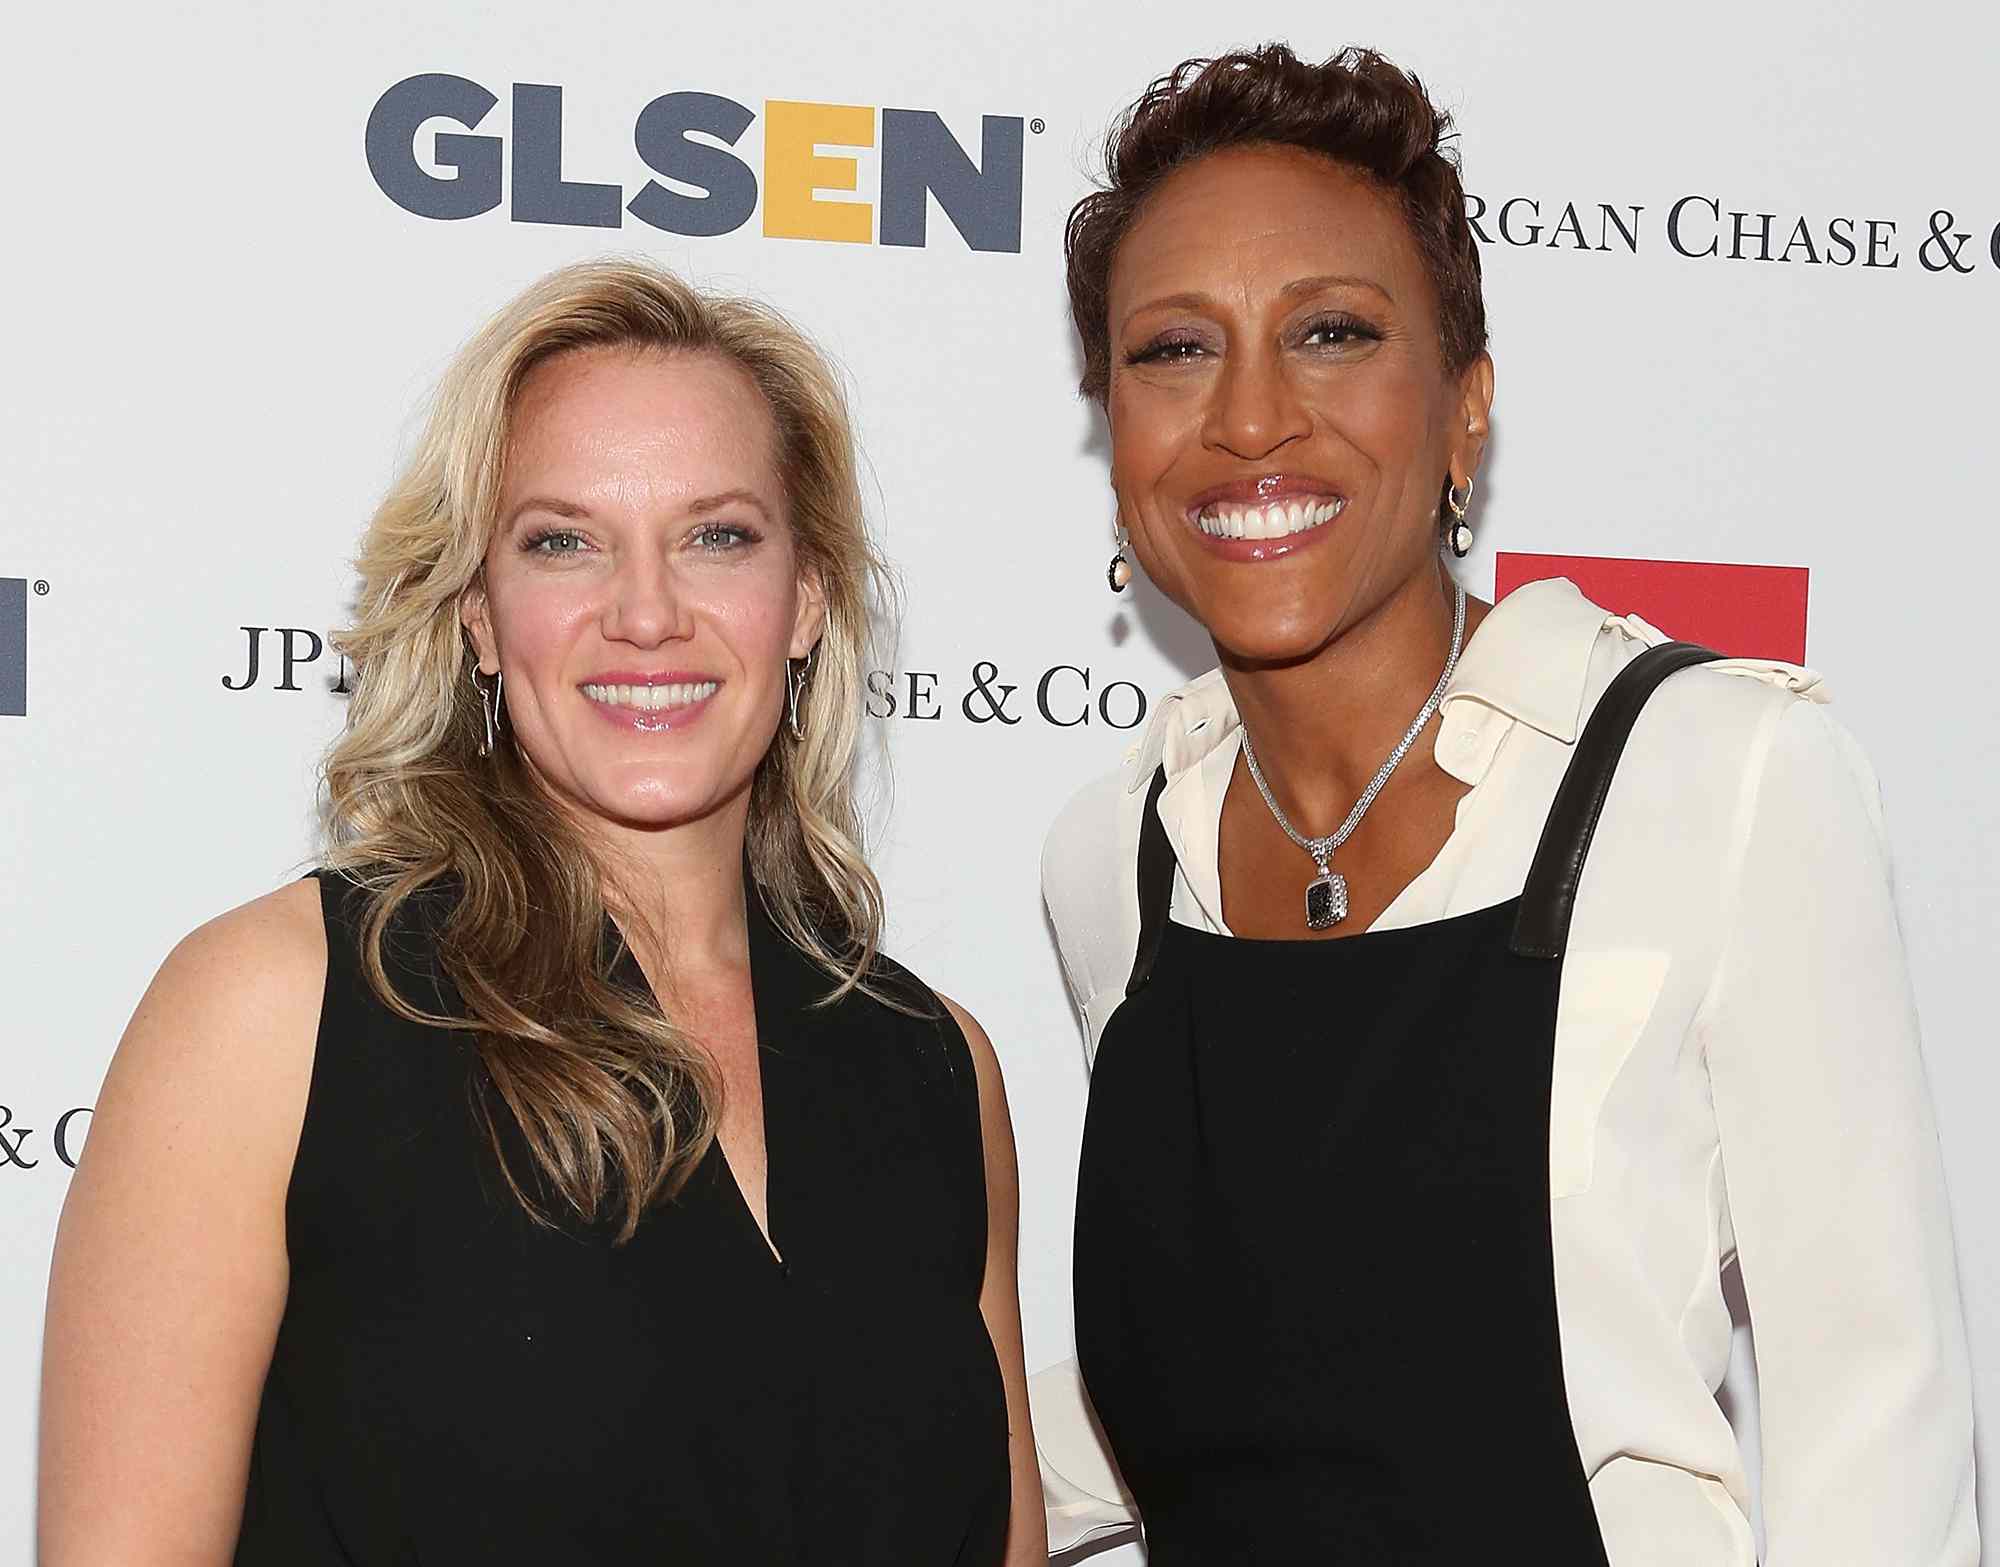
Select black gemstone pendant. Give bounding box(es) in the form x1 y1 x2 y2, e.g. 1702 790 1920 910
1305 869 1349 930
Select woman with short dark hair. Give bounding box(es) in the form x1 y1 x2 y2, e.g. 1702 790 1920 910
1036 44 1976 1564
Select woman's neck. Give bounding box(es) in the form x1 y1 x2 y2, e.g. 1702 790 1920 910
1218 566 1485 829
592 791 756 976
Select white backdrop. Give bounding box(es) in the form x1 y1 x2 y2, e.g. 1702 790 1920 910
4 2 1996 1560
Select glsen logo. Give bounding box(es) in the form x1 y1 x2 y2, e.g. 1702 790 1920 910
1495 552 1810 662
0 1104 92 1171
0 577 25 717
367 74 1027 252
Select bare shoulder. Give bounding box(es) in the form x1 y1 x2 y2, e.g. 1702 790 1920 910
92 877 328 1159
168 875 327 989
934 994 1020 1230
936 993 1002 1087
54 875 328 1320
934 993 1018 1143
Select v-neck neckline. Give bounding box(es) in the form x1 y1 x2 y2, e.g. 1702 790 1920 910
605 874 803 1276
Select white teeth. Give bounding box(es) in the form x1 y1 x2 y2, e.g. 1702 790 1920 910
582 680 720 711
1194 496 1345 540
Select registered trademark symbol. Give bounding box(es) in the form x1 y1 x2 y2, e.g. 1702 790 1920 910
1030 118 1046 135
33 580 49 596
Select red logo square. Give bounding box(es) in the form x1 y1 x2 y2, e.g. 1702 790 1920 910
1493 553 1810 663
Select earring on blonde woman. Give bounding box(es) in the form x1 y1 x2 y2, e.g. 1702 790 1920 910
786 650 814 739
474 668 502 756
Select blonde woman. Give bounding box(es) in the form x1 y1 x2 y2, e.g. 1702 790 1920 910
39 259 1043 1566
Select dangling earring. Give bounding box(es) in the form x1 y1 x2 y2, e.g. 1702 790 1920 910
1107 519 1133 593
474 668 503 756
786 649 814 739
1444 477 1475 558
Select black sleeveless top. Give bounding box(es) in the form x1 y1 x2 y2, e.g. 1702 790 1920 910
1073 644 1717 1564
235 871 1010 1566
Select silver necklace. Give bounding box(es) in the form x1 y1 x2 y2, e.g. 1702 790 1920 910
1239 582 1467 930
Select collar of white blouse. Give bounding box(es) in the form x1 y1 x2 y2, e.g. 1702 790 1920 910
1117 576 1823 939
1126 577 1620 795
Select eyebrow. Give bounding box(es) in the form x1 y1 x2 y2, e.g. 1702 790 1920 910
685 488 773 519
1282 272 1395 304
504 489 773 527
1122 272 1396 324
505 496 593 527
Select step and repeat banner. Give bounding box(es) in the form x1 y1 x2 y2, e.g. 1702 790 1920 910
3 1 1995 1559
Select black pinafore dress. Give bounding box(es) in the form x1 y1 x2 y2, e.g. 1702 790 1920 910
1073 643 1716 1564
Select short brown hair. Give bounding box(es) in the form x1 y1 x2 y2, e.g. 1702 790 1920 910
1065 44 1487 403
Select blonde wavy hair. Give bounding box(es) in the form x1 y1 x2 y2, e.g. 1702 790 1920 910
322 257 891 1240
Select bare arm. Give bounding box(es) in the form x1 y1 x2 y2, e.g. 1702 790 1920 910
38 879 326 1565
940 994 1049 1567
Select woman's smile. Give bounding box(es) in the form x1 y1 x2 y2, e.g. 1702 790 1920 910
1185 475 1348 560
579 672 724 732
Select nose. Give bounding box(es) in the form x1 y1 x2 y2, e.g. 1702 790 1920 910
601 548 695 648
1200 345 1312 462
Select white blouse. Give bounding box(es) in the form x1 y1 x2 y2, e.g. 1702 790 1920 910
1031 578 1977 1565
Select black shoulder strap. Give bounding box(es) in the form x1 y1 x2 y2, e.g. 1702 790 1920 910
1509 641 1722 960
1125 766 1175 998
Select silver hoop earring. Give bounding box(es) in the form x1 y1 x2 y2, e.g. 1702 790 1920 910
474 669 503 756
1107 520 1133 593
786 651 813 740
1444 478 1475 559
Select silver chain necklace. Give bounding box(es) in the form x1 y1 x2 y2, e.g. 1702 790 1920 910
1239 582 1467 930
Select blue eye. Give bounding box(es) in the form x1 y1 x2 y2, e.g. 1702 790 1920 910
695 523 755 552
525 528 587 555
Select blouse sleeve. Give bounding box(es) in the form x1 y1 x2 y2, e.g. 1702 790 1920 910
1700 698 1978 1564
1029 1360 1140 1552
1033 776 1145 1549
1039 768 1134 1065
